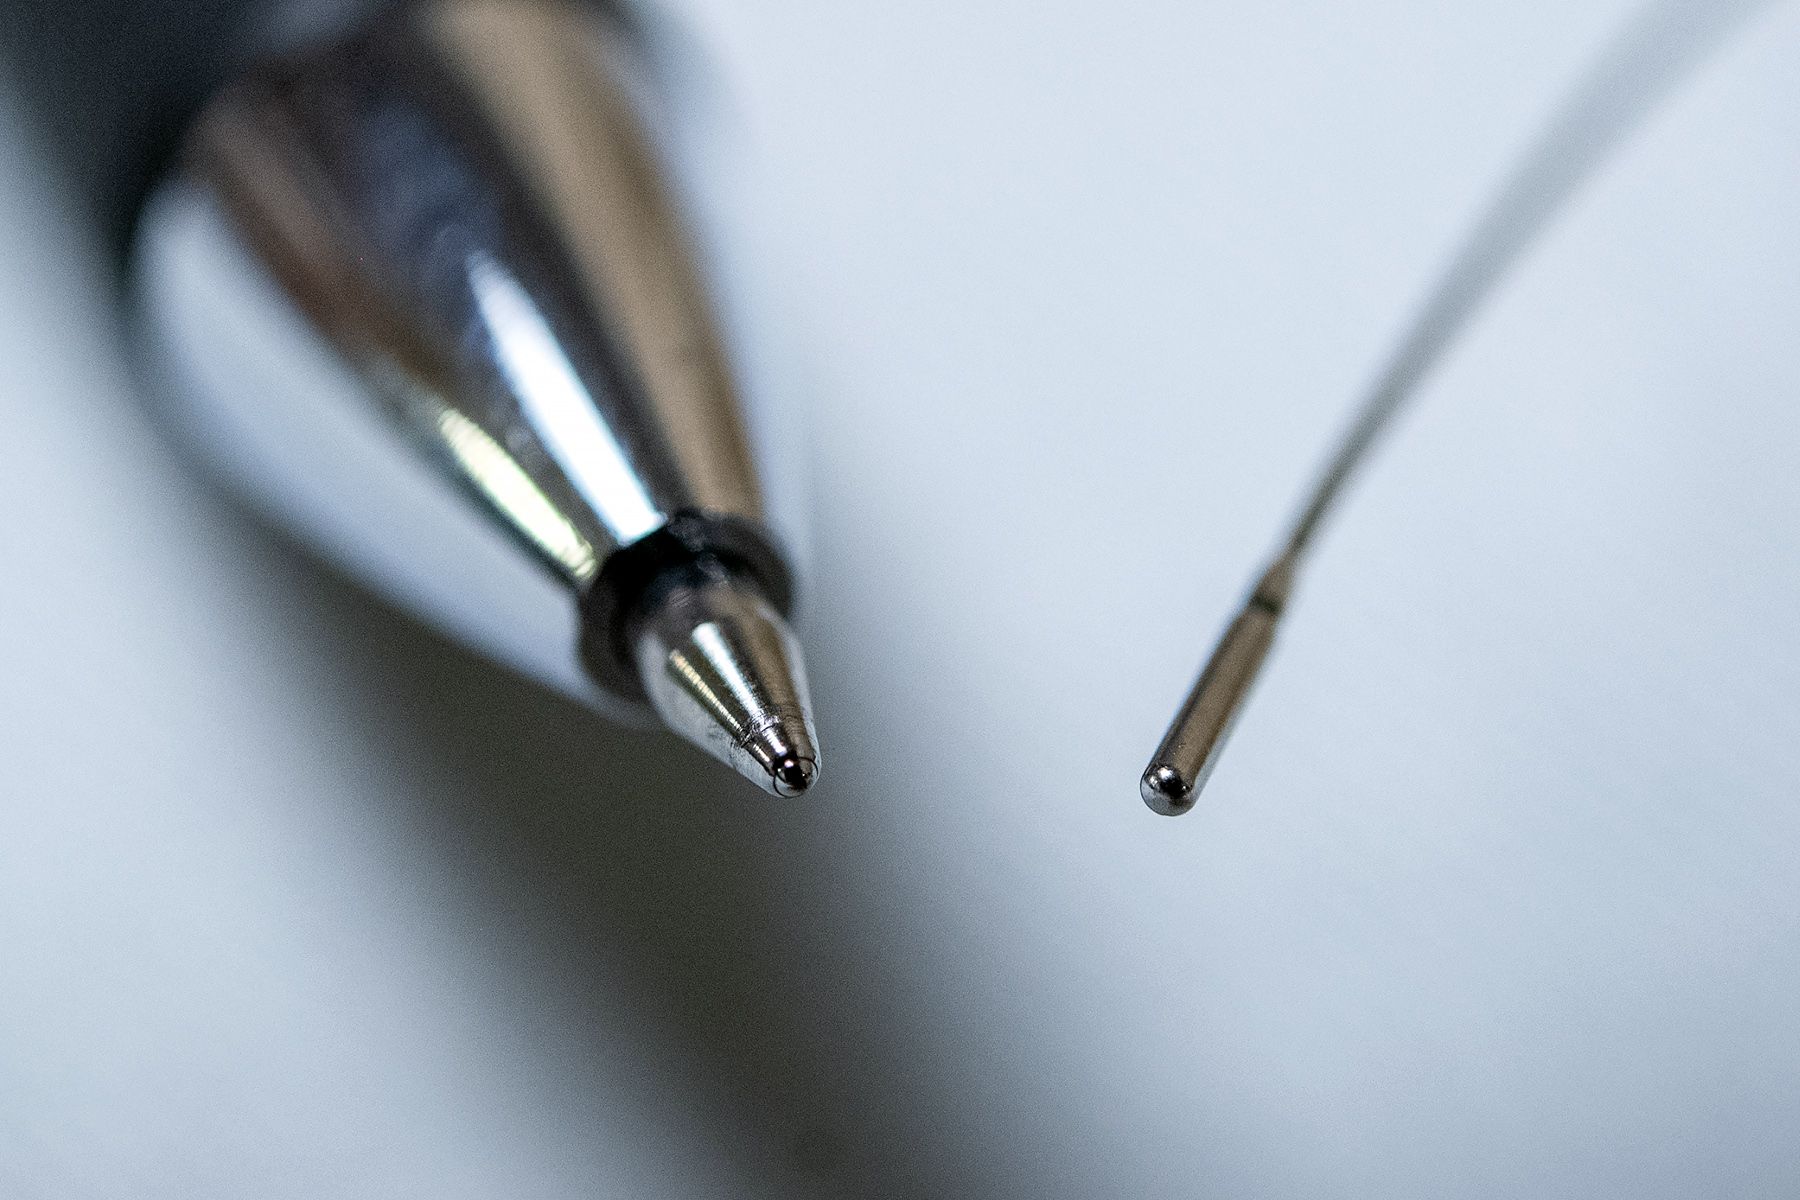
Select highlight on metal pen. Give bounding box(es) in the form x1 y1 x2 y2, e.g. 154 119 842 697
133 0 823 797
1140 0 1774 815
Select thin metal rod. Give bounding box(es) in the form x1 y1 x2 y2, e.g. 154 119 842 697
1142 0 1774 815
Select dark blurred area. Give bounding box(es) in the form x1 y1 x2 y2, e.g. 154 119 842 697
0 0 258 246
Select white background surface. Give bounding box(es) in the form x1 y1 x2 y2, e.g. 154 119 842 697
3 1 1798 1195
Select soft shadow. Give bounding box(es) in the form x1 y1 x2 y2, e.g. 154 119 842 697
230 521 970 1198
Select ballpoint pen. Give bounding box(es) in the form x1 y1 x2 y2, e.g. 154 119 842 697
10 0 823 796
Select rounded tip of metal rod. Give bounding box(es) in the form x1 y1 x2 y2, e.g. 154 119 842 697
1141 764 1196 816
769 752 819 797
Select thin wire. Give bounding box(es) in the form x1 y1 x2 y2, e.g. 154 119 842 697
1141 0 1778 813
1281 0 1774 563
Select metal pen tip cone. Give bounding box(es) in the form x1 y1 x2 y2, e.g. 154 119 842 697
632 567 821 797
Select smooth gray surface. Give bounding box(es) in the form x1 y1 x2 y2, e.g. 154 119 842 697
3 1 1798 1195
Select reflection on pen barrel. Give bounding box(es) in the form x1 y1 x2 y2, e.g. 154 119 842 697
133 0 821 796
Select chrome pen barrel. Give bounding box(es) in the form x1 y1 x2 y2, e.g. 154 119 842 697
134 0 821 794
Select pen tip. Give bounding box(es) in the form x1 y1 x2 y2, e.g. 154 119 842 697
771 751 819 797
632 565 822 798
1141 764 1195 816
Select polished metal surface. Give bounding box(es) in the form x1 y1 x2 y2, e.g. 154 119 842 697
632 564 820 797
1140 0 1769 813
134 0 820 794
1141 557 1288 815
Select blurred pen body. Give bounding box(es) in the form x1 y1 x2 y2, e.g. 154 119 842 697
131 0 822 795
